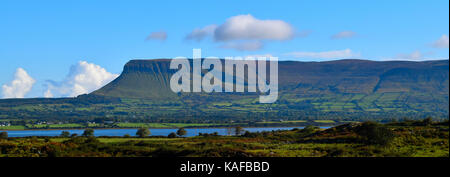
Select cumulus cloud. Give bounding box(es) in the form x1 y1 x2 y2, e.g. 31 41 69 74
214 14 295 41
331 31 357 39
432 34 449 48
44 61 119 97
284 49 360 59
2 68 35 98
185 25 217 41
185 14 296 51
220 41 264 51
146 31 167 41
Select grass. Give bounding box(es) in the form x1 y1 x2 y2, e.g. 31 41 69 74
1 121 448 157
313 120 335 123
0 125 26 130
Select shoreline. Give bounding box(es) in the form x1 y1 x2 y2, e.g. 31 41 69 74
0 124 337 131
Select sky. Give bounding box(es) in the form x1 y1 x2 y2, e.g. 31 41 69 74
0 0 449 98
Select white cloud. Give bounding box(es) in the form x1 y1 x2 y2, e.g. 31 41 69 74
214 14 294 41
185 14 295 51
2 68 35 98
185 25 217 41
331 31 357 39
146 31 167 41
44 61 119 97
284 49 360 59
432 34 449 48
220 41 264 51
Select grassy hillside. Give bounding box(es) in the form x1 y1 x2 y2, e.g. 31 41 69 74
0 59 448 122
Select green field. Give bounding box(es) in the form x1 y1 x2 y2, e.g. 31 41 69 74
1 120 448 157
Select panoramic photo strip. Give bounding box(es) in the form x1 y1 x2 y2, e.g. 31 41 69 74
0 0 448 176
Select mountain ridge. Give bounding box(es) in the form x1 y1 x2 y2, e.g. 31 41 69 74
92 59 449 98
0 59 448 121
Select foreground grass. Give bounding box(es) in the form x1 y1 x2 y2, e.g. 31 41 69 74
1 120 448 157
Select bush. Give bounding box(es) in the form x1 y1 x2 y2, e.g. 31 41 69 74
0 132 7 139
82 129 94 137
136 128 150 138
60 131 70 137
356 121 395 146
168 132 177 138
176 128 187 137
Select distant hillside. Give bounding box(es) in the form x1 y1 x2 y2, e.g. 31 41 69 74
0 59 448 121
93 59 449 97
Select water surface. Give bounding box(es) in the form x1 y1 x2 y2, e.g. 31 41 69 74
3 126 330 137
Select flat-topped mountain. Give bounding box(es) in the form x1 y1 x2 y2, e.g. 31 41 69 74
0 59 448 121
92 59 449 97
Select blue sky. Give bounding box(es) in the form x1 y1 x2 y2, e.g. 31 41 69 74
0 0 448 98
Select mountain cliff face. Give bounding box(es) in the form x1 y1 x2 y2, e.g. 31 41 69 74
1 59 448 120
93 59 449 98
87 59 449 119
92 59 177 99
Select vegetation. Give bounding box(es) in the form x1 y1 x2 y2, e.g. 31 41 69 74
60 131 70 138
0 60 448 124
82 129 94 137
0 132 7 139
235 126 244 136
0 119 447 157
168 132 177 138
176 128 187 137
355 121 395 146
136 128 150 138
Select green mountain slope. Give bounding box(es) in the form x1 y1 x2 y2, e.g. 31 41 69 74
0 59 448 121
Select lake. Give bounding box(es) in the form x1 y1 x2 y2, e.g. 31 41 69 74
3 126 330 137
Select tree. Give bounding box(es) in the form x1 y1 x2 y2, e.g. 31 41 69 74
422 117 433 126
60 131 71 137
234 126 244 136
136 128 150 138
82 128 94 137
355 121 395 146
168 132 177 138
0 132 7 139
176 128 187 137
243 131 252 137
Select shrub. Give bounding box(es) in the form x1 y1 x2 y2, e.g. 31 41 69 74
356 121 395 146
60 131 70 138
82 129 94 137
136 128 150 138
0 132 7 139
176 128 187 137
168 132 177 138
